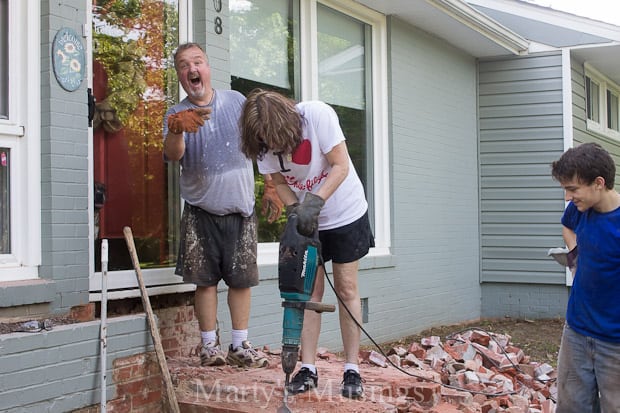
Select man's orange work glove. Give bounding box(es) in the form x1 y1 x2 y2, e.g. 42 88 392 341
261 178 284 223
167 108 212 134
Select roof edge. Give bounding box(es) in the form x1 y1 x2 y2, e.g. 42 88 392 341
428 0 530 54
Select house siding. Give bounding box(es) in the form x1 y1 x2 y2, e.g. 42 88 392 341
385 17 481 329
570 57 620 181
478 52 568 318
39 0 91 313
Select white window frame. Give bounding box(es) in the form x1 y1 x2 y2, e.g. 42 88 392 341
89 0 195 300
258 0 390 265
0 0 41 281
585 63 620 141
316 0 390 258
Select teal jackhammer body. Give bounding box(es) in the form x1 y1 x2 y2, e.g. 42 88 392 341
278 214 335 386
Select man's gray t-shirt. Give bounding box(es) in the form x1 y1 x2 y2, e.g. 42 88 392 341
164 90 254 217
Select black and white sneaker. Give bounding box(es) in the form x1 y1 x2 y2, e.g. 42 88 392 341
341 369 364 399
287 367 318 394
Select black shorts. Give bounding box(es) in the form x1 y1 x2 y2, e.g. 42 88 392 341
319 212 375 264
175 203 259 288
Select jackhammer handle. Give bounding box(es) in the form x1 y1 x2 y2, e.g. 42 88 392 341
305 302 336 313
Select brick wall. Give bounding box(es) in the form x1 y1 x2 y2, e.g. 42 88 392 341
71 353 163 413
156 303 200 358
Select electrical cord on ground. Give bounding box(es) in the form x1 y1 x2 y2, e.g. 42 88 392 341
324 273 555 401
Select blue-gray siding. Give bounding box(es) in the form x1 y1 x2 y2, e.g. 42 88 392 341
383 17 481 329
479 52 567 283
478 52 568 318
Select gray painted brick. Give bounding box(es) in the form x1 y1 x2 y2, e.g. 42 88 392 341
0 281 56 308
0 316 152 411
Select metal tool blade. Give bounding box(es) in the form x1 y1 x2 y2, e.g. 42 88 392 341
276 373 292 413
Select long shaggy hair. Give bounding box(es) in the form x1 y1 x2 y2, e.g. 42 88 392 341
240 89 303 160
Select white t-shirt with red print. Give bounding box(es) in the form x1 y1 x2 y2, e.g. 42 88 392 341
257 101 368 230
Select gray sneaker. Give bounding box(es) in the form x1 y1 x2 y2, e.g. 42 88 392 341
198 341 226 366
226 340 269 368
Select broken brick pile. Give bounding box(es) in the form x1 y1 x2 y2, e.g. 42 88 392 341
170 328 557 413
359 328 557 412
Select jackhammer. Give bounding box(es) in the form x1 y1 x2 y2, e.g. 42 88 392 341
277 214 335 412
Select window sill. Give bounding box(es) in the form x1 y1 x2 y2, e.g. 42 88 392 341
0 279 55 308
87 248 397 298
258 246 395 281
586 120 620 141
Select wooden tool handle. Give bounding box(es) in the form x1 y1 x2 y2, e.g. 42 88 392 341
305 301 336 313
123 226 180 413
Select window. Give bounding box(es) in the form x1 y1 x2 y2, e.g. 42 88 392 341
608 89 619 132
317 3 374 225
0 148 8 253
0 0 7 119
585 65 620 139
230 0 390 256
0 0 40 281
586 75 600 123
91 0 181 272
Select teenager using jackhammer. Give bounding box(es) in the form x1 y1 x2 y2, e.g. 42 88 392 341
239 89 375 399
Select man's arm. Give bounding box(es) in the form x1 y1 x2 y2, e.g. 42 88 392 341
163 108 211 161
163 131 185 161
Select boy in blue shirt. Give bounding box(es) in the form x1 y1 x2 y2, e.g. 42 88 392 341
551 142 620 412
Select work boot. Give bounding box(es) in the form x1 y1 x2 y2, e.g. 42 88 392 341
287 367 318 394
226 340 269 368
197 341 226 367
341 369 363 399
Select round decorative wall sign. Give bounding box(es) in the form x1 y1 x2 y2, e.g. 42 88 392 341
52 27 86 92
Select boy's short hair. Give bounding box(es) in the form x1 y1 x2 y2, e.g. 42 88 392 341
551 142 615 189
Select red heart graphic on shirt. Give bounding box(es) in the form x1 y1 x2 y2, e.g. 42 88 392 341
291 139 312 165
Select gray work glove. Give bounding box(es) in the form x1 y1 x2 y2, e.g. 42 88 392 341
293 193 324 236
285 202 300 218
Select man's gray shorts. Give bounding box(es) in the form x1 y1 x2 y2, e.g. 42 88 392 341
175 203 259 288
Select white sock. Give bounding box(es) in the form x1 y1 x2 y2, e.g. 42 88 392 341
201 330 217 346
344 363 359 374
231 329 248 349
301 363 317 374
